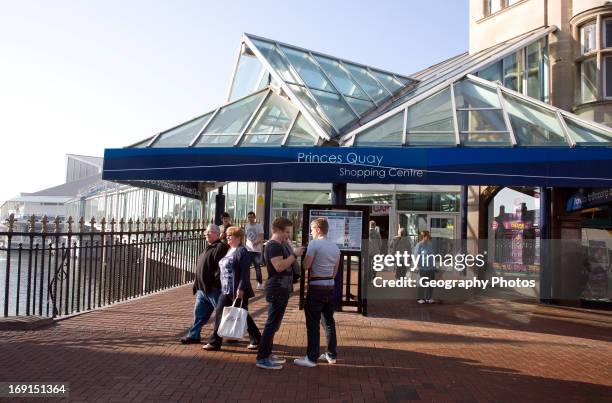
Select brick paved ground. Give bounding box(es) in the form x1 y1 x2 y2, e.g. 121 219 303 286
0 283 611 402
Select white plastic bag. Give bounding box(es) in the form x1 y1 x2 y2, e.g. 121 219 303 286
218 297 247 340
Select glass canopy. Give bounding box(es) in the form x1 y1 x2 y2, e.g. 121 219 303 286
131 88 320 148
351 75 612 147
245 34 415 135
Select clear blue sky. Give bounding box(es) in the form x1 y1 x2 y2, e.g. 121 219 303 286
0 0 468 204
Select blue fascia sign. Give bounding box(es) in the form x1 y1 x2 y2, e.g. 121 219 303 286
102 147 612 188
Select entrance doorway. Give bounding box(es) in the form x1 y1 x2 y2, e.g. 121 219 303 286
399 212 459 252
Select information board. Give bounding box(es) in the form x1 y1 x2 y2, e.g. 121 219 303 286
309 209 363 251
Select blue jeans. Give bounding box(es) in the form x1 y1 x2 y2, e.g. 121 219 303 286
256 287 290 360
304 286 337 362
186 288 221 340
418 270 435 300
250 252 263 284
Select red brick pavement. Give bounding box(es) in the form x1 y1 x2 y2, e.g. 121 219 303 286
0 284 611 402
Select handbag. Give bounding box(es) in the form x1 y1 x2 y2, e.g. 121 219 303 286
217 296 248 340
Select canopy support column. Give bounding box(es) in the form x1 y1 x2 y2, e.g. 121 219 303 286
263 182 272 239
539 186 552 302
332 183 347 206
214 186 225 226
460 185 468 254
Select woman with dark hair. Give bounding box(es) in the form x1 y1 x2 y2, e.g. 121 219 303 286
203 226 261 351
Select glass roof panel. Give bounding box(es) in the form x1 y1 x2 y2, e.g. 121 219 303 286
306 87 358 129
564 116 612 146
314 55 371 101
131 137 153 148
247 94 297 134
502 92 568 146
286 114 318 146
241 134 285 146
454 80 501 109
230 53 267 101
287 84 335 134
151 113 213 148
370 70 404 93
201 91 266 136
406 87 455 146
249 39 297 82
346 97 374 115
354 112 403 146
279 46 335 92
197 134 239 146
344 63 389 103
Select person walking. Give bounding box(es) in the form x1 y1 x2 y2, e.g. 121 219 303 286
256 217 304 370
219 212 233 243
203 227 261 351
244 211 265 290
389 227 412 279
294 218 340 368
180 224 228 344
415 230 436 304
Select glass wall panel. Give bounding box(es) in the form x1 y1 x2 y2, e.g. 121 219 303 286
502 92 567 146
396 192 459 212
197 135 238 145
200 91 266 137
606 19 612 48
152 113 212 148
241 134 285 146
478 61 503 83
503 52 523 93
346 97 374 115
286 84 335 134
526 41 542 100
354 112 403 146
564 116 612 146
344 63 390 102
581 57 598 103
132 137 153 148
230 53 266 101
454 80 501 108
406 87 455 145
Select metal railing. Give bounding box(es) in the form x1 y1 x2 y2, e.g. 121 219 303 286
1 214 206 318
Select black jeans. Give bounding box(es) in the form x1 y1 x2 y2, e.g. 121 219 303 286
304 286 337 362
418 269 436 300
256 287 290 360
208 293 261 348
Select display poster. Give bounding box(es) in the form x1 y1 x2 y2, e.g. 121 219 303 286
309 209 363 251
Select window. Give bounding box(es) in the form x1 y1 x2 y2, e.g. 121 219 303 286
606 56 612 99
605 19 612 48
581 57 598 103
503 52 524 93
580 22 596 54
486 0 501 15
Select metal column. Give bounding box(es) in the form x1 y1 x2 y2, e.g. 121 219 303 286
263 182 272 239
214 186 225 226
539 186 552 302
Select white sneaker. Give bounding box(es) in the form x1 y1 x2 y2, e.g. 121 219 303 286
294 356 317 367
426 299 435 304
319 353 336 364
417 299 426 304
256 282 264 290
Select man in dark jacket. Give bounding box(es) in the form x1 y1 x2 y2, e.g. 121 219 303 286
180 224 229 344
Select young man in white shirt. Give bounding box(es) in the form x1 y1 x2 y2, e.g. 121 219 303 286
244 211 265 289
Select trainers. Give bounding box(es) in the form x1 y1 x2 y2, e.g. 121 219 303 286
180 337 201 344
202 343 220 351
417 299 426 304
318 353 336 364
256 358 282 370
294 356 317 368
256 282 264 290
246 343 259 350
426 299 435 304
270 354 286 364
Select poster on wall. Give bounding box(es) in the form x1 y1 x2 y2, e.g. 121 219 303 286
309 209 363 251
